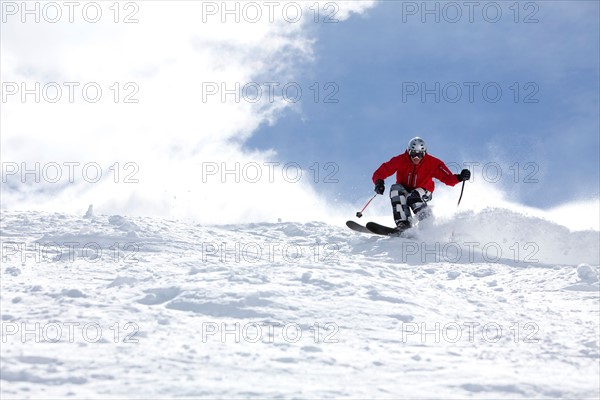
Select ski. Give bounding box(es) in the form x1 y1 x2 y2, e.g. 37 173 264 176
366 222 401 236
346 220 372 233
347 220 414 238
366 222 417 238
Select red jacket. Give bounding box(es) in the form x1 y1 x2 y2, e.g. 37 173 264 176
372 151 460 192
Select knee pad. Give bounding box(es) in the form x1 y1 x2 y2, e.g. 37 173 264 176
407 188 432 219
390 184 411 224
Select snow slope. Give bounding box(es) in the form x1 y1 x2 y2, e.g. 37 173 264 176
1 209 598 398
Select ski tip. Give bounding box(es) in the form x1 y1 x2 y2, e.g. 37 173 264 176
346 220 372 234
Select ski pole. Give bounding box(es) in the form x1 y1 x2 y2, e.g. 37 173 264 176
356 194 377 218
451 181 466 240
457 181 466 207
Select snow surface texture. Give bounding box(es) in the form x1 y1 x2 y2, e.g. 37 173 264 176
1 209 599 398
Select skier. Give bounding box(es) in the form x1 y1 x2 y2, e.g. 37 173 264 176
372 137 470 232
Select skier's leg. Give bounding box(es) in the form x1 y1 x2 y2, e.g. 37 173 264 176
407 188 432 221
390 184 412 229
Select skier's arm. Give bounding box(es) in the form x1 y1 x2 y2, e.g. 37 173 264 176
434 161 461 187
372 156 400 184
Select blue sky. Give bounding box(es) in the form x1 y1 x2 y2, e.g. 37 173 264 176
2 1 598 224
246 1 600 208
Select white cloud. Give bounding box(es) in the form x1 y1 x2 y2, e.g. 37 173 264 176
1 1 377 223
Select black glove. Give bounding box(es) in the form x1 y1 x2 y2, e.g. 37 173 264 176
455 169 471 182
374 179 385 195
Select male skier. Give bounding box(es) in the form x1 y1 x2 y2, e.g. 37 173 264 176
372 137 470 232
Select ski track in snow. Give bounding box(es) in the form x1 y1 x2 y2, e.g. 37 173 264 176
1 210 599 398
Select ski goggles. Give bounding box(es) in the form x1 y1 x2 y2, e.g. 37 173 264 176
409 150 426 159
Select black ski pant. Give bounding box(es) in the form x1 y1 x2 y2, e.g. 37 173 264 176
389 184 432 227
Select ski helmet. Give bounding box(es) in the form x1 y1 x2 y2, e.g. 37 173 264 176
407 137 427 154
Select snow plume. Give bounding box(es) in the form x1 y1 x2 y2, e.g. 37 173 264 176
430 179 600 232
362 178 599 231
363 179 599 265
0 1 376 223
